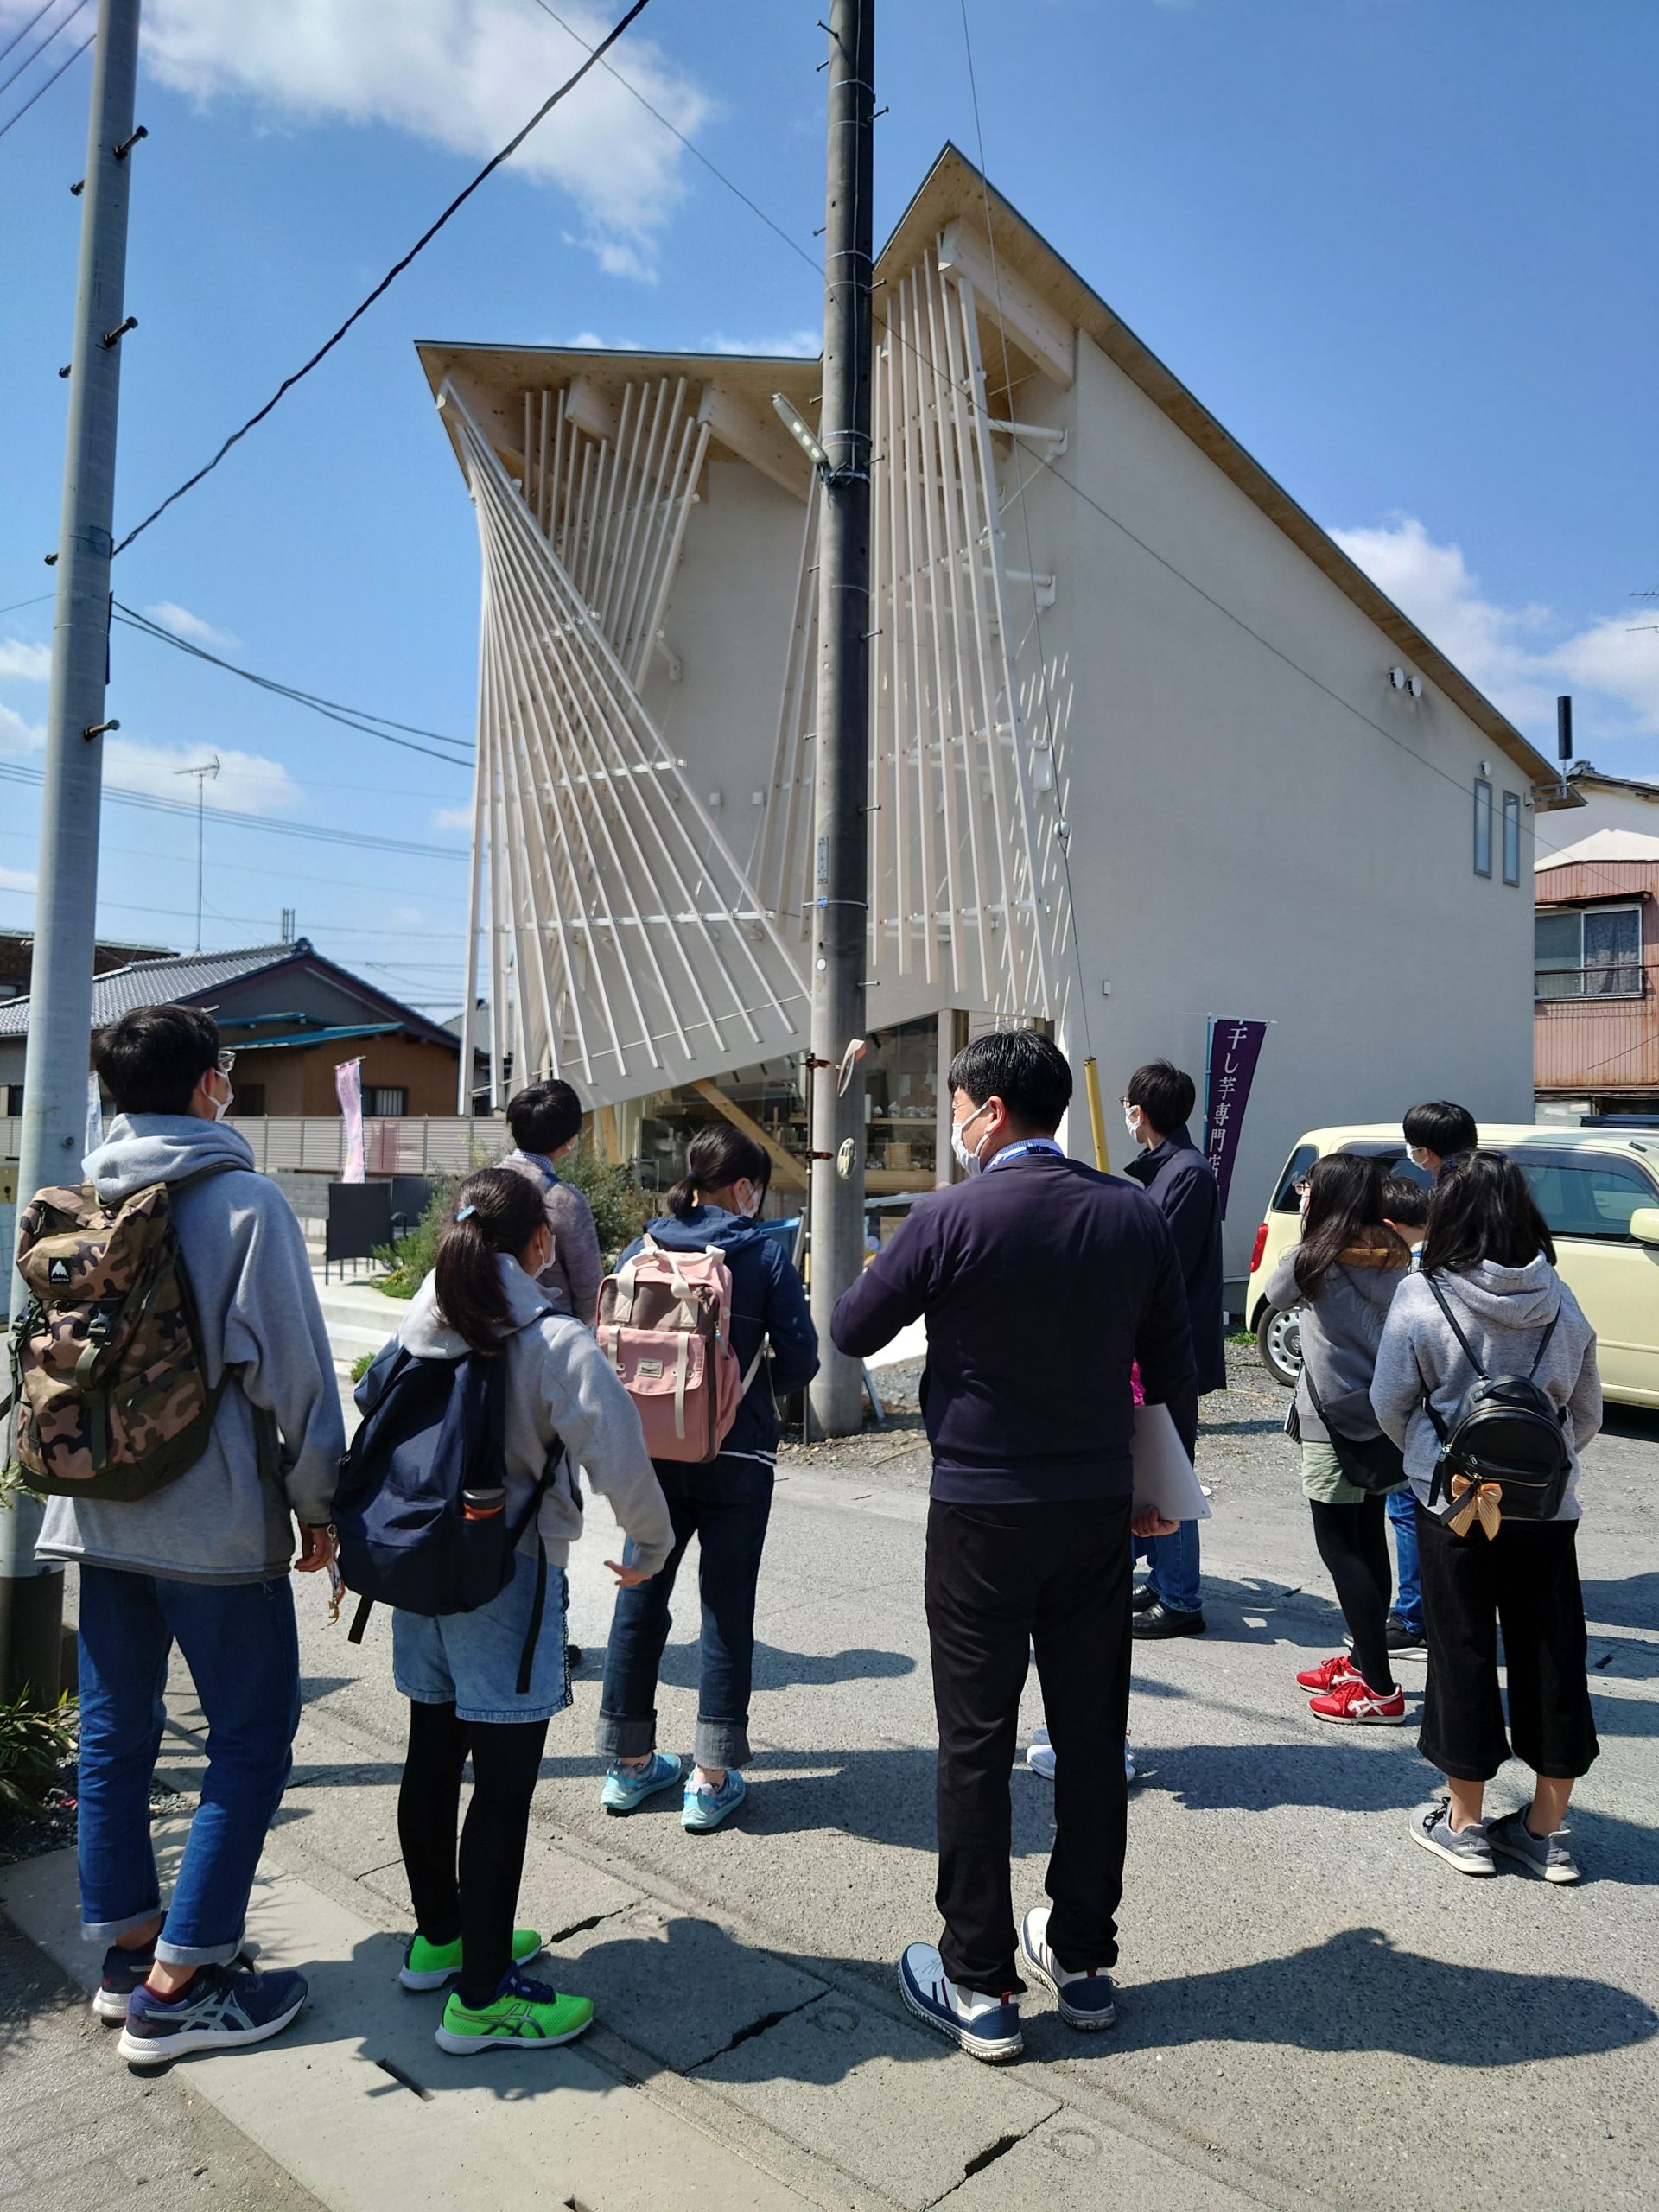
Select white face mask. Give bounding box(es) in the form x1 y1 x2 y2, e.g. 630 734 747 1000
210 1071 233 1121
950 1102 992 1177
737 1182 763 1220
1123 1107 1140 1140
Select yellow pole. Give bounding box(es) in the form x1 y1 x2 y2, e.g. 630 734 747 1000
1084 1055 1109 1173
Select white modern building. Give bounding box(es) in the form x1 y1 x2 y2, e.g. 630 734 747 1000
417 146 1571 1296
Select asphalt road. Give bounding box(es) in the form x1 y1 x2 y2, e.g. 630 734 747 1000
266 1342 1659 2212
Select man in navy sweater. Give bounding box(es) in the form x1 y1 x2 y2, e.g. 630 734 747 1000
833 1031 1196 2063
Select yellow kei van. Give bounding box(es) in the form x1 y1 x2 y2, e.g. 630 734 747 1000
1244 1123 1659 1408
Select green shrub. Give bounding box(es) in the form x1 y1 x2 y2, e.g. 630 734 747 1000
0 1691 77 1817
350 1351 377 1382
373 1148 650 1300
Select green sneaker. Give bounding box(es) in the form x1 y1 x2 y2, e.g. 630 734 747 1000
435 1967 595 2054
399 1927 546 1992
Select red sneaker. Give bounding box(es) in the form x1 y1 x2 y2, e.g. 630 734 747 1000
1308 1674 1406 1725
1296 1654 1358 1693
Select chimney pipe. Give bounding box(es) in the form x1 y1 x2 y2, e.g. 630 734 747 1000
1557 695 1573 764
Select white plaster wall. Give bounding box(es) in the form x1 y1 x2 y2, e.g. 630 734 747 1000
1543 779 1659 856
639 458 810 893
1013 328 1539 1289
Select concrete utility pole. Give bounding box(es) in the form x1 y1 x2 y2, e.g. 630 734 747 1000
3 0 143 1705
806 0 874 1438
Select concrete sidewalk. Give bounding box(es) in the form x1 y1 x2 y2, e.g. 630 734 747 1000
6 1351 1656 2209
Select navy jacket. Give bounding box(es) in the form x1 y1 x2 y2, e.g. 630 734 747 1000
831 1150 1197 1504
620 1206 819 1465
1123 1125 1227 1396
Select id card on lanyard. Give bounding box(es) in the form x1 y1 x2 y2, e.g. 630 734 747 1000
986 1140 1064 1172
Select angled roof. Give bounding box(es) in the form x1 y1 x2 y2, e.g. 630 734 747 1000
880 146 1566 805
0 938 463 1051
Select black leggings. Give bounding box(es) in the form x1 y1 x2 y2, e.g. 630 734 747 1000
1308 1496 1395 1694
397 1700 549 2008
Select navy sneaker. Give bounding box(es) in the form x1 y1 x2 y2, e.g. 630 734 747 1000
116 1961 308 2067
94 1938 156 2024
1019 1907 1118 2030
95 1936 258 2024
898 1943 1022 2063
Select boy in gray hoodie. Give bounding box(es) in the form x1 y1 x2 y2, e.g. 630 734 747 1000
35 1005 343 2064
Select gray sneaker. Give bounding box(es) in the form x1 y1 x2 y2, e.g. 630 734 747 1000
1408 1798 1496 1876
1487 1808 1581 1885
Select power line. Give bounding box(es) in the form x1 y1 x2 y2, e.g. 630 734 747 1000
111 601 473 764
0 759 467 859
0 0 86 101
0 0 63 68
0 592 56 618
0 20 90 143
111 0 657 555
524 0 820 276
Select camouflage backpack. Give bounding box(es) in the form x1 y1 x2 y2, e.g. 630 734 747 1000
4 1170 236 1500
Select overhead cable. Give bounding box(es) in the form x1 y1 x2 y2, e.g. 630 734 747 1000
0 0 86 100
0 20 90 143
111 601 472 763
111 0 656 555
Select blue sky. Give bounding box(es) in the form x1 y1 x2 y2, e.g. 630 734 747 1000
3 0 1656 1007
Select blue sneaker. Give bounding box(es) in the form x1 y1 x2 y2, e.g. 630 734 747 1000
1019 1907 1118 2031
116 1961 307 2067
682 1768 746 1832
600 1750 683 1815
96 1936 258 2024
898 1942 1022 2063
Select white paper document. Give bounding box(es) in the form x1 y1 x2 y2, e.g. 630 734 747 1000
1131 1400 1211 1522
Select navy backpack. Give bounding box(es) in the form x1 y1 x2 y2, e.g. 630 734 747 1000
334 1332 562 1695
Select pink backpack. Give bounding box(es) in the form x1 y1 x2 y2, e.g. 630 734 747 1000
596 1237 763 1462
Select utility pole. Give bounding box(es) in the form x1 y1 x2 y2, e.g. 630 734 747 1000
3 0 143 1706
806 0 874 1438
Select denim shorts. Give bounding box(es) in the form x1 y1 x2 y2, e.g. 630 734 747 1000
393 1549 572 1725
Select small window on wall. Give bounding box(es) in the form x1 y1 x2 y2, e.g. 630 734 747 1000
366 1086 409 1117
232 1082 266 1117
1502 791 1522 885
1473 777 1493 877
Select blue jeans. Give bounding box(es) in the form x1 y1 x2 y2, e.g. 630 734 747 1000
597 1465 772 1770
1134 1519 1203 1615
76 1567 301 1968
1387 1487 1422 1632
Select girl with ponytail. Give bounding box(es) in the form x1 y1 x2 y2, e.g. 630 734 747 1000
367 1166 672 2056
595 1122 819 1833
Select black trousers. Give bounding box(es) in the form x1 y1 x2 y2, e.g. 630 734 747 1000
1415 1504 1599 1783
1308 1495 1395 1694
397 1701 550 2007
925 1494 1131 1995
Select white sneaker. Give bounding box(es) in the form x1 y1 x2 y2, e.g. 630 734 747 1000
897 1943 1023 2062
1019 1907 1118 2031
1025 1727 1136 1786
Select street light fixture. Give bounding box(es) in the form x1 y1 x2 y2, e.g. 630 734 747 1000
772 392 831 479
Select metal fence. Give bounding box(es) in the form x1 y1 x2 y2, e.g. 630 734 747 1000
2 1115 512 1176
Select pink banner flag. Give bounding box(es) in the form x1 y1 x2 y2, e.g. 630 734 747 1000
335 1058 365 1183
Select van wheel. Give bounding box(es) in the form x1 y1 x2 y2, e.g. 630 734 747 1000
1258 1305 1302 1389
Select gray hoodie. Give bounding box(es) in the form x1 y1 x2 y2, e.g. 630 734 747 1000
1370 1258 1601 1521
35 1115 345 1584
1265 1243 1408 1445
386 1254 672 1578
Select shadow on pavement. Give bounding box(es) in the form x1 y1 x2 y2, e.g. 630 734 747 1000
1154 1738 1423 1815
1106 1925 1659 2065
1580 1569 1659 1632
658 1640 918 1692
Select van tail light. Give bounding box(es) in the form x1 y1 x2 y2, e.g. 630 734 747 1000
1249 1223 1268 1274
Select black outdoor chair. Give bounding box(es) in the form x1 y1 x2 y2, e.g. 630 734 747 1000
324 1181 394 1283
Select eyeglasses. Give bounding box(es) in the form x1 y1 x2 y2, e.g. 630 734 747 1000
215 1050 237 1075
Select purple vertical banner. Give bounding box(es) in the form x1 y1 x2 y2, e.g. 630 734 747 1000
335 1058 365 1184
1204 1019 1268 1217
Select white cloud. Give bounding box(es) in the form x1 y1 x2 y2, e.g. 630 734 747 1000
0 639 51 682
0 862 37 893
142 601 238 649
702 328 819 359
390 904 427 928
0 701 44 753
432 804 474 833
103 740 303 814
140 0 711 277
1329 512 1659 745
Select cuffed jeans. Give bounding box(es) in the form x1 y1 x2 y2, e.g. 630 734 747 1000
1387 1487 1422 1632
597 1464 772 1771
926 1494 1132 1994
1132 1391 1202 1615
76 1566 301 1968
